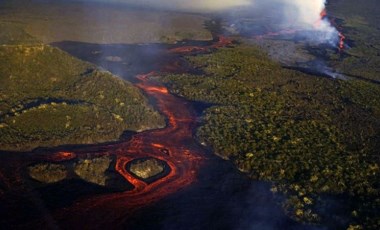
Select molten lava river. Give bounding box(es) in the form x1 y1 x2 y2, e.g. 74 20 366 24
0 37 308 229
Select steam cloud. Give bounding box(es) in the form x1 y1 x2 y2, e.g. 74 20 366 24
249 0 340 44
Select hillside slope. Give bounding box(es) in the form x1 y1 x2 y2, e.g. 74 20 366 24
0 23 165 151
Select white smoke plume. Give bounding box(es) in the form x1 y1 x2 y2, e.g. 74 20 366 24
76 0 340 45
262 0 339 44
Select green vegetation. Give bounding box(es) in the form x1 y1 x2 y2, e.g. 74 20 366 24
0 23 39 45
74 156 112 186
129 158 166 179
28 163 67 183
328 0 380 82
0 23 165 151
27 156 132 191
161 45 380 229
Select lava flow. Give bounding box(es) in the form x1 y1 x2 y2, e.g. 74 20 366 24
2 36 232 228
338 32 346 50
320 8 346 51
47 151 77 162
169 35 232 53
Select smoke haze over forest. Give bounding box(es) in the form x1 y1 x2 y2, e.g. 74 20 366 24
75 0 339 44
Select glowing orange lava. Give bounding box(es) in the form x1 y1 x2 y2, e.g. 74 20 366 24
47 151 77 162
49 71 205 227
151 143 165 149
169 36 233 54
9 36 232 228
338 32 346 50
144 86 169 94
212 35 233 48
320 9 327 19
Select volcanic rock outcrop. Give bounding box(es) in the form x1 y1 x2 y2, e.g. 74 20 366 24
28 163 68 183
128 158 166 180
74 156 112 186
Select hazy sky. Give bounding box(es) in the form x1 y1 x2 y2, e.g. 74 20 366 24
77 0 327 26
76 0 338 43
78 0 252 11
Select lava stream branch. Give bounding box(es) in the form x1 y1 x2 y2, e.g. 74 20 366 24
2 36 233 228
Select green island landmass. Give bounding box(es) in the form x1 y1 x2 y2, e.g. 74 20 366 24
161 44 380 229
0 23 165 151
129 158 166 180
28 156 133 191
